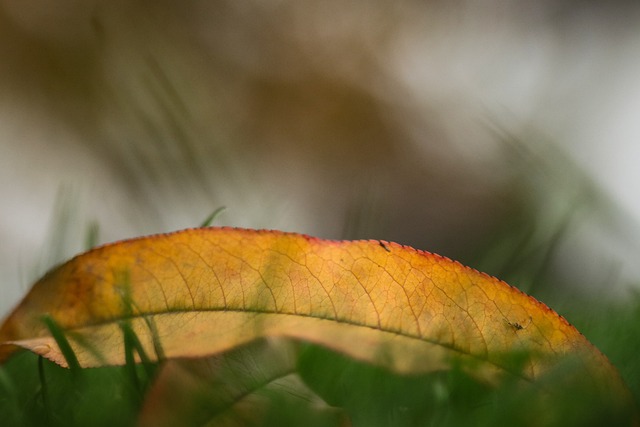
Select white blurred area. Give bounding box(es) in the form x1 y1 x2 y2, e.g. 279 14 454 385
1 1 640 316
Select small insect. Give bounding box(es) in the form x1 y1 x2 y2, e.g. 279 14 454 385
507 316 532 332
379 241 391 252
511 322 524 331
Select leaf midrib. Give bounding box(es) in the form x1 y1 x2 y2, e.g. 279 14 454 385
55 307 532 381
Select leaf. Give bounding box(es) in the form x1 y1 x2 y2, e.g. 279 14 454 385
137 337 349 427
0 227 634 407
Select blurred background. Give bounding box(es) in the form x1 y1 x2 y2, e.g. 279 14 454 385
2 0 640 317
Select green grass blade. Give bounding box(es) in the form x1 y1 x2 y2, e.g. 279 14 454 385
41 315 81 372
200 206 226 227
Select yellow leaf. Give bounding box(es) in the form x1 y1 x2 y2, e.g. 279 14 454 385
0 227 633 408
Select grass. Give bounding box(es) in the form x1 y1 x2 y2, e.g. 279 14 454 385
0 352 150 427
